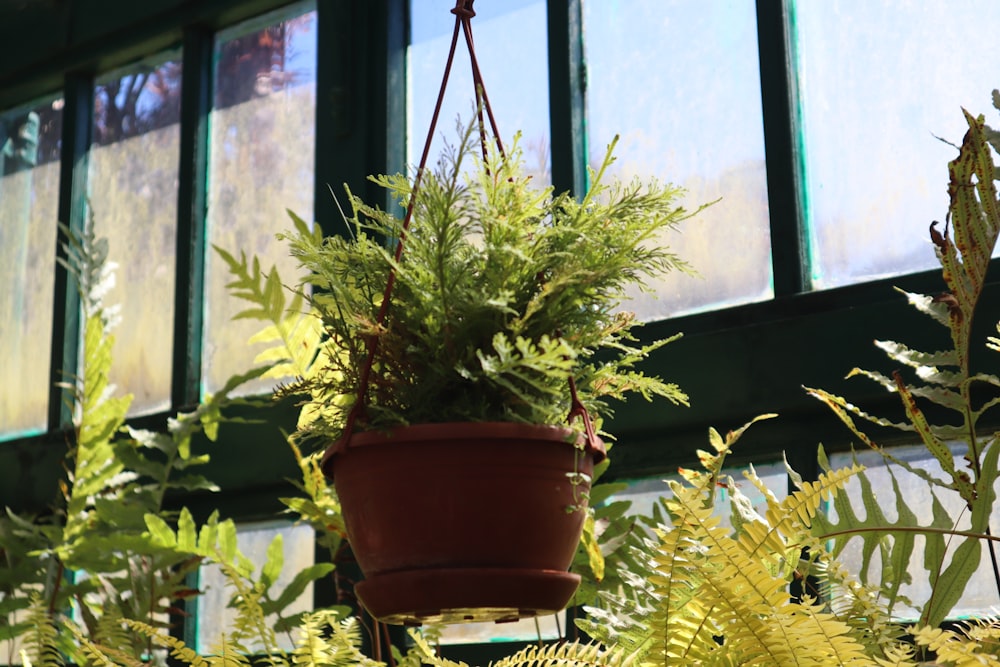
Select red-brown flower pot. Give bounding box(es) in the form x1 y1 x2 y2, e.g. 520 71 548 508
321 421 604 625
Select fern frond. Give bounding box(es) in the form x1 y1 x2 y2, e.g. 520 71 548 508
665 483 800 664
213 226 319 381
911 624 1000 666
892 374 976 506
204 635 253 667
89 601 135 657
61 314 132 555
873 643 918 667
404 629 465 667
730 462 862 581
121 619 208 666
771 604 872 665
65 620 146 667
20 595 62 667
216 558 279 657
488 641 631 667
822 559 907 659
291 611 339 667
646 493 721 662
874 340 960 376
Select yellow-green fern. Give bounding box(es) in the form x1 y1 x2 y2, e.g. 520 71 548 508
19 595 62 667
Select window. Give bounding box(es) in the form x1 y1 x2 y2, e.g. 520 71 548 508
0 97 61 438
829 445 1000 621
89 54 182 416
583 0 772 318
791 0 1000 289
203 4 318 397
196 520 316 653
3 0 1000 654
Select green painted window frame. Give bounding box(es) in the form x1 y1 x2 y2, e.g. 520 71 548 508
2 0 1000 651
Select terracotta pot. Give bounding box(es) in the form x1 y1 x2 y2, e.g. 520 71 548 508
321 421 604 625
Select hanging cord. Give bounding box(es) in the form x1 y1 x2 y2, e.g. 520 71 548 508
338 0 600 458
341 0 490 445
455 2 505 163
567 376 600 458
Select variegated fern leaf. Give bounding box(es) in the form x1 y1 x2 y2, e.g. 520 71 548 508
488 640 632 667
805 104 1000 628
908 619 1000 666
663 481 871 666
582 417 879 665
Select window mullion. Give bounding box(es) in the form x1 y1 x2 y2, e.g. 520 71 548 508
48 71 93 432
756 0 809 297
314 0 404 227
172 26 214 408
547 0 588 199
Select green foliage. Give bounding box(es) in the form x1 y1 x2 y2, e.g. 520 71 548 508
15 83 1000 667
278 439 346 562
906 621 1000 666
92 585 423 667
19 596 63 667
565 94 1000 665
278 120 696 449
580 418 878 666
214 241 322 382
0 220 316 666
806 103 1000 629
487 641 630 667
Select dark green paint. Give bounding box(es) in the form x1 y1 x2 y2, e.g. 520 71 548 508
173 26 213 408
48 73 92 432
547 0 588 199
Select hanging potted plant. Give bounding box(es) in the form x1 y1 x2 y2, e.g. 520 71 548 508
271 0 698 627
275 116 698 625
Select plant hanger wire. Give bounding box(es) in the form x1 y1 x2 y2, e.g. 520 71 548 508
340 0 601 455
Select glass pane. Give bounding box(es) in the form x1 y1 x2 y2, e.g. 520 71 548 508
0 97 62 439
89 55 182 416
196 520 315 653
583 0 772 319
792 1 1000 289
203 2 317 397
829 445 1000 620
409 0 550 185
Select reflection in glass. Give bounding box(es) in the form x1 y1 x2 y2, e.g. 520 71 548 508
584 0 772 319
203 2 317 397
196 520 315 652
791 1 1000 289
828 444 1000 620
408 0 551 185
89 54 182 416
0 97 62 439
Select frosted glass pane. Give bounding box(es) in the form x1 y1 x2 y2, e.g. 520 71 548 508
203 4 317 397
792 1 1000 289
409 0 550 184
0 98 61 439
584 0 772 319
829 445 1000 620
196 520 315 653
88 56 180 417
